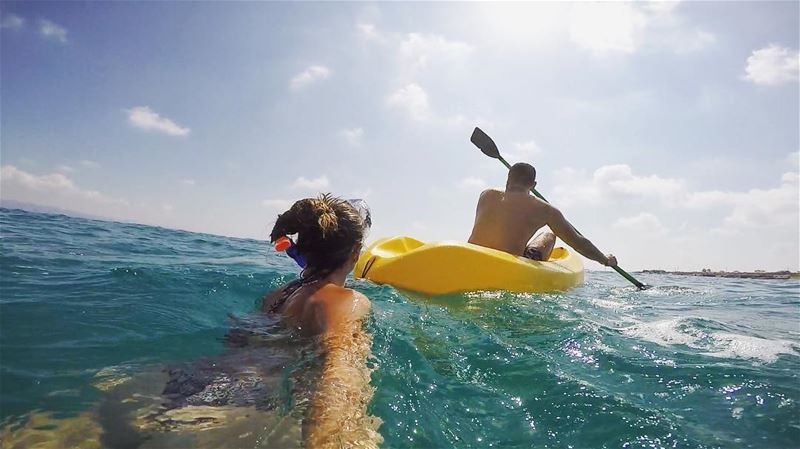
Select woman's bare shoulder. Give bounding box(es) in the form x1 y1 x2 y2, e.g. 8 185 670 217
313 287 370 331
351 290 371 317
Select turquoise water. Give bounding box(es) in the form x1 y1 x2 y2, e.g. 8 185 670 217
1 207 798 448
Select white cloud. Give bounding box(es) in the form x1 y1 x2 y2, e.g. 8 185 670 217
684 190 736 209
0 165 128 217
643 2 716 54
38 19 67 43
358 24 470 68
291 175 330 190
386 83 469 126
262 199 295 210
553 161 799 235
180 179 196 186
340 127 364 146
471 3 566 50
550 167 602 205
357 23 382 42
569 2 647 54
386 83 431 121
515 140 541 156
127 106 190 136
359 28 473 125
2 165 73 191
663 29 716 55
568 2 715 55
743 45 800 86
1 13 25 30
721 172 798 229
640 1 679 16
594 164 684 201
80 160 101 169
684 164 798 232
506 140 542 162
289 65 330 90
614 212 668 235
552 164 685 206
162 203 174 213
398 33 472 70
788 151 800 169
57 165 75 174
459 177 488 191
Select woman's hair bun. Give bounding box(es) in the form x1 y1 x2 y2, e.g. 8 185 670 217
268 193 366 276
310 195 339 236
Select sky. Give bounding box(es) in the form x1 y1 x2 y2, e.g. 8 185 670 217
1 1 798 272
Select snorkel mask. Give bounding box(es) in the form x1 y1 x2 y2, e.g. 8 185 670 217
274 198 372 268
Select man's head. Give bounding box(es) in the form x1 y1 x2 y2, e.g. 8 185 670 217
506 162 537 190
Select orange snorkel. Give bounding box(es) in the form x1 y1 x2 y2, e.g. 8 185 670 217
274 236 306 268
274 236 292 252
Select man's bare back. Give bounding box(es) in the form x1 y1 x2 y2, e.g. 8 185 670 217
466 162 617 267
468 189 551 256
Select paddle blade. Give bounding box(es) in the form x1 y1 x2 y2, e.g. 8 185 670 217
470 127 501 159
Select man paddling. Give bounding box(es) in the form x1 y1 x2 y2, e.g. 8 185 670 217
468 162 618 267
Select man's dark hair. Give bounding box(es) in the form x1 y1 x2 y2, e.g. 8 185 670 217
508 162 536 186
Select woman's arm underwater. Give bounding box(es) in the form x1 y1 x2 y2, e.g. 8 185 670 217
304 293 382 449
260 288 283 313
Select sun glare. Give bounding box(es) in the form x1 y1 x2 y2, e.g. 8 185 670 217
474 2 568 49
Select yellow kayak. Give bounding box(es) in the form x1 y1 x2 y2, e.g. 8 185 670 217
354 236 584 295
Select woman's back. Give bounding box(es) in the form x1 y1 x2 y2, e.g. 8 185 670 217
264 194 381 448
263 280 370 335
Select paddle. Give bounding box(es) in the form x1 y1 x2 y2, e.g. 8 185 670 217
470 127 650 290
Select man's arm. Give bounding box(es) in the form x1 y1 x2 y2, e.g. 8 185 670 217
305 296 382 449
546 207 616 266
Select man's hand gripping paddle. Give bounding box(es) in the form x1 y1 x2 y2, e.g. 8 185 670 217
470 127 650 290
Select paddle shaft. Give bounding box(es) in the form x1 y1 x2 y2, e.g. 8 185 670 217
496 155 647 290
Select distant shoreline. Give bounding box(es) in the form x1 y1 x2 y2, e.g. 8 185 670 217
640 269 799 280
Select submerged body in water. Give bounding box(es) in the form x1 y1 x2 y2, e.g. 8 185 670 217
95 314 312 449
1 208 799 448
3 312 379 449
97 313 379 449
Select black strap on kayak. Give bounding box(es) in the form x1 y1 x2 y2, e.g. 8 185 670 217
360 256 377 278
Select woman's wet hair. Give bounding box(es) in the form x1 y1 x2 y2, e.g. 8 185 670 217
270 194 366 277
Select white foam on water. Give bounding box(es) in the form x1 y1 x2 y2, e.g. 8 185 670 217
623 318 800 364
623 318 703 347
593 341 616 354
589 298 633 311
703 333 799 364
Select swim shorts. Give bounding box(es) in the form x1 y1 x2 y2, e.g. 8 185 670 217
523 246 545 261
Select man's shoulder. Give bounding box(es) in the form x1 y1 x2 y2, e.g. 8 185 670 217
528 196 557 216
478 188 502 201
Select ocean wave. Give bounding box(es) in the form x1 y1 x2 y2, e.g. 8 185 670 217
3 208 799 448
622 317 799 364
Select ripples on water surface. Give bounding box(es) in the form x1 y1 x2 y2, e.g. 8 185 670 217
1 208 798 448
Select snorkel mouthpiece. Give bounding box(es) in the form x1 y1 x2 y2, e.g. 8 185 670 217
274 236 292 252
274 236 306 268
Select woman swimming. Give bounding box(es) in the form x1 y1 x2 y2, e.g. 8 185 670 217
262 194 381 449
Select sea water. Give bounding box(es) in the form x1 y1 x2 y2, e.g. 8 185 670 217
0 207 798 448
